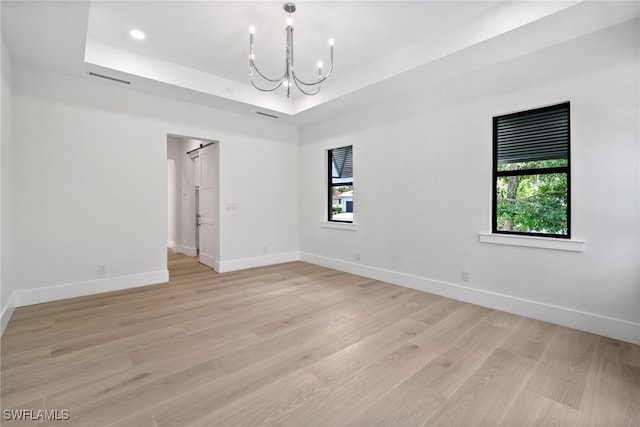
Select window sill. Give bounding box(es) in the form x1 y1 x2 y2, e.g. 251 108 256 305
321 221 358 231
479 232 585 252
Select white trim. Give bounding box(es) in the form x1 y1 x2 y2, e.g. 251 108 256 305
13 270 169 307
300 252 640 345
167 240 177 252
199 253 216 271
177 245 197 257
217 252 300 273
1 293 16 336
479 232 586 252
321 221 358 231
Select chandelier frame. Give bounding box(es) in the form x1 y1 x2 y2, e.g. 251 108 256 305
249 2 334 98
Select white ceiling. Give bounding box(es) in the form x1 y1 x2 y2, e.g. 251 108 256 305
86 1 501 87
2 1 639 125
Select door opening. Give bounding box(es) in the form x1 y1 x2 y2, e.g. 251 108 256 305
166 135 219 271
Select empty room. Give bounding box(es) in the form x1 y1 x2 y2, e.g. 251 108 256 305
1 1 639 426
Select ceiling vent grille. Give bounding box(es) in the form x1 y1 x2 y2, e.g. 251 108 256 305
88 72 130 85
256 111 278 119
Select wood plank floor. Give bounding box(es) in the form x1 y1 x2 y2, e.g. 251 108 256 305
1 252 639 426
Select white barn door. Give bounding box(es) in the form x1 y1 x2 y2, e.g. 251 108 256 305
198 144 218 270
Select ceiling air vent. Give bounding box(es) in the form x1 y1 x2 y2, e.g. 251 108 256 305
256 111 278 119
88 72 130 85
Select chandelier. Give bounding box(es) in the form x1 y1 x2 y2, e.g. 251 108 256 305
249 2 334 98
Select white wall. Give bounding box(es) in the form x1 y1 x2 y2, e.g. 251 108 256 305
10 64 299 306
299 20 640 344
167 138 184 253
218 133 300 267
1 33 15 333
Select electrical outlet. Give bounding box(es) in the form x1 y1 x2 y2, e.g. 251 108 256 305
98 264 106 275
462 271 470 282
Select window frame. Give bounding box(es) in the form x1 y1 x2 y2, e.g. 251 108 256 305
327 145 353 223
492 102 571 239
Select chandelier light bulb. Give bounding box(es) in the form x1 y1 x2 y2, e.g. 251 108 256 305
286 17 293 26
249 26 256 34
317 61 323 69
328 39 335 47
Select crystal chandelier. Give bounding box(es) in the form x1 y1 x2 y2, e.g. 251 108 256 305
249 2 334 98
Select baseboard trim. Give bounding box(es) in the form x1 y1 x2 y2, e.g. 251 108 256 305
1 293 16 336
300 252 640 345
177 245 197 257
218 252 300 273
13 270 169 308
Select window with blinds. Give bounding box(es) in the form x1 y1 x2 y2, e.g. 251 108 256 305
328 145 353 222
492 103 570 238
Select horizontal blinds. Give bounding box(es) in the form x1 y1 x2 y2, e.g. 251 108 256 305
331 145 353 179
496 104 569 164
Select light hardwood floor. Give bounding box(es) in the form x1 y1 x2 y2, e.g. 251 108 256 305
1 252 639 426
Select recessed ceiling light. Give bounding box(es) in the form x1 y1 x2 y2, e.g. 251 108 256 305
129 29 146 40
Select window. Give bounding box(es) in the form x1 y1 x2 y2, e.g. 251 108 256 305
493 102 570 238
328 145 353 222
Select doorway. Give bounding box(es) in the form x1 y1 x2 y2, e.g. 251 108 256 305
167 135 219 271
